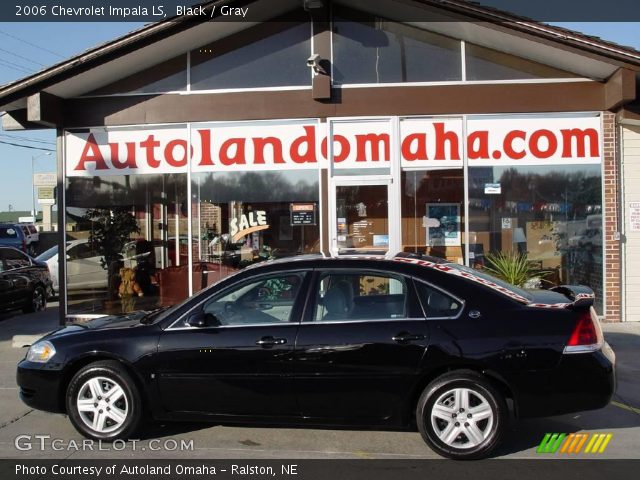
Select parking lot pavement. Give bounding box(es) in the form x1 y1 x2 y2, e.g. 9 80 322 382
0 311 638 459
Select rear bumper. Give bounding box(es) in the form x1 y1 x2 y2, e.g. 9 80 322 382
516 342 615 418
16 361 65 414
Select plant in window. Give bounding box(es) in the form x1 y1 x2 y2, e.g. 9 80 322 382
483 251 539 288
84 208 141 301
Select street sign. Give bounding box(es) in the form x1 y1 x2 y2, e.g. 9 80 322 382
38 186 55 205
33 172 57 186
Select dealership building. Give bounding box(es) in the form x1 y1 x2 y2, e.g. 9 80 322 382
1 0 639 323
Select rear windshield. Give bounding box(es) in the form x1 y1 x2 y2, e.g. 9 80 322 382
0 227 19 239
447 263 533 302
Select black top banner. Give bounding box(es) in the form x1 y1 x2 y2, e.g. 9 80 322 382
1 0 640 22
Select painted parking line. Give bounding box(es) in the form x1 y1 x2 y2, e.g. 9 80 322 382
611 400 640 415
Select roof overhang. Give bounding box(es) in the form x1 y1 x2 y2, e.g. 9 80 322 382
1 0 639 127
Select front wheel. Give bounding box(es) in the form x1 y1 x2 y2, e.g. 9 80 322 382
23 285 46 313
416 371 507 460
66 361 142 440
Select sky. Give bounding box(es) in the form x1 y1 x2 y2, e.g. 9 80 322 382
0 19 638 213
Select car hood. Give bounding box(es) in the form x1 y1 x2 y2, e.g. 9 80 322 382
43 312 152 341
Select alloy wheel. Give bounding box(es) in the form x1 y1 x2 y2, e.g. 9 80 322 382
32 287 46 312
430 387 494 449
76 376 129 434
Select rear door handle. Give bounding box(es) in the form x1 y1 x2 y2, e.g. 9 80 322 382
392 332 425 343
256 336 287 347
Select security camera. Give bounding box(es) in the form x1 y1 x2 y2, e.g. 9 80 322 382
306 54 327 75
306 54 321 68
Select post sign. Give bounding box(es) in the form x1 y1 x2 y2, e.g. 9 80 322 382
33 172 57 186
291 203 316 226
37 186 55 205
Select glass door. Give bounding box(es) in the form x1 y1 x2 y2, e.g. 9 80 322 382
330 177 398 256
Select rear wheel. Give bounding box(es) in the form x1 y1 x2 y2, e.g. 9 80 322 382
66 361 142 440
23 285 46 313
416 371 507 460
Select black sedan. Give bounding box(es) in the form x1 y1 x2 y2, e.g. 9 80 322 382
17 254 615 459
0 246 51 313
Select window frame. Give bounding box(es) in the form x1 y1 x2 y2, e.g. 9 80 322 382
412 277 465 321
167 270 310 330
304 268 424 324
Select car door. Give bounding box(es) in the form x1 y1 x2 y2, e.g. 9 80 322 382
155 270 309 417
0 248 32 307
0 253 11 309
293 269 429 423
66 242 107 289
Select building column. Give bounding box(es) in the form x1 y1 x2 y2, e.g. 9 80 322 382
603 112 622 322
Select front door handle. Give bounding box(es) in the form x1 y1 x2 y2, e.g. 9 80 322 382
392 332 425 343
256 336 287 347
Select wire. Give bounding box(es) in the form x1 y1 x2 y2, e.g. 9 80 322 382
0 29 65 59
0 133 55 146
0 47 46 67
0 58 33 75
0 140 54 152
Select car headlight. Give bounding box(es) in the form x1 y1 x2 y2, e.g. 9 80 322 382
26 341 56 363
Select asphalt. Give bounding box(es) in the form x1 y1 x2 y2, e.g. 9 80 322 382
0 307 638 460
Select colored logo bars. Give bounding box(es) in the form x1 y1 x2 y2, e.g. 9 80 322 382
537 433 613 454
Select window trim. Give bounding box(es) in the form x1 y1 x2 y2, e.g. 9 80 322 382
306 268 412 324
167 270 309 330
412 277 465 321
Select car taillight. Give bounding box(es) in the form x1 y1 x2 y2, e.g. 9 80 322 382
564 308 603 354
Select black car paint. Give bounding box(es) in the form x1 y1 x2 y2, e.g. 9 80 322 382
17 257 615 428
0 246 51 312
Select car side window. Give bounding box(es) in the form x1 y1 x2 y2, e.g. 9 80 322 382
415 282 462 319
3 249 31 270
313 272 407 322
200 273 305 327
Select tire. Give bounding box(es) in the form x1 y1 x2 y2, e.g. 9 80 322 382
416 371 507 460
23 285 46 313
66 360 142 441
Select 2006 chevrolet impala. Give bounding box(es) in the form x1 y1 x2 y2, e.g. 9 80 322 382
17 253 615 459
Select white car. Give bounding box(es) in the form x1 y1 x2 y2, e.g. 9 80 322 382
36 239 107 295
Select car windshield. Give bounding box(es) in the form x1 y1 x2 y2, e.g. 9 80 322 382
447 263 533 302
36 245 58 262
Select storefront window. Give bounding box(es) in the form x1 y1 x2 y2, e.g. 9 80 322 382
401 169 466 264
65 173 188 315
468 165 603 313
191 170 320 294
85 55 187 95
465 43 577 81
190 21 311 90
332 13 462 84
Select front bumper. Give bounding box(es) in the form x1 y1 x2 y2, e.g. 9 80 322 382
16 360 65 414
515 342 616 418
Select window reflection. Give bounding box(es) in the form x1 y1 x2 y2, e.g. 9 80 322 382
191 171 320 294
468 166 603 313
333 14 461 84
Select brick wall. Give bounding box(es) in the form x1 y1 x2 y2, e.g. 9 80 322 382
603 112 621 322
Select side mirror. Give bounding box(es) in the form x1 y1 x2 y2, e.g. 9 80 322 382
186 311 207 328
186 311 220 327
